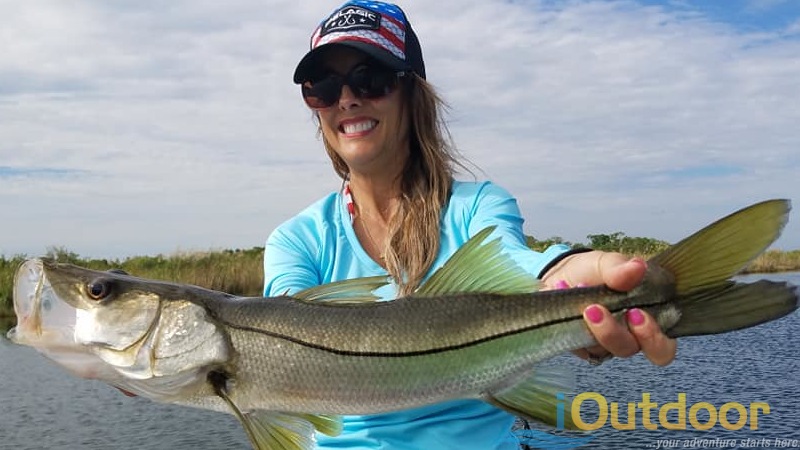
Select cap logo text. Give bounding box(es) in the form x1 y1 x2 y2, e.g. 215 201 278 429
320 6 381 36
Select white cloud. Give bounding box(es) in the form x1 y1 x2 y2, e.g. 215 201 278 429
785 18 800 35
0 0 798 259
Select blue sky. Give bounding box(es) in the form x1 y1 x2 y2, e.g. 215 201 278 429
634 0 800 31
1 0 799 259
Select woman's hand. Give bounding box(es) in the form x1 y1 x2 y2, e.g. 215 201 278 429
541 251 677 366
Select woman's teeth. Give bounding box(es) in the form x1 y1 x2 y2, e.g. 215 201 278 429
342 120 377 134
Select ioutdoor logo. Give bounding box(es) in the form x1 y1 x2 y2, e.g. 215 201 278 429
510 393 771 450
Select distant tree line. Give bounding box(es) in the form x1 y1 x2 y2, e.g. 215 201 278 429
2 234 798 321
527 231 670 255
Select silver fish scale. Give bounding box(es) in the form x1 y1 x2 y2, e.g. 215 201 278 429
210 290 615 415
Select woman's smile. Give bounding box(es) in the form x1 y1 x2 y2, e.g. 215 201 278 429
339 117 379 137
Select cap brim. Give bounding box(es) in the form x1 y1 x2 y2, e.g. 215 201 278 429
293 41 411 84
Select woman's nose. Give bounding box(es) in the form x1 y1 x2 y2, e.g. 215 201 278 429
338 84 361 110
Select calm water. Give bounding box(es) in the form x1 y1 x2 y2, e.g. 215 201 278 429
1 273 798 450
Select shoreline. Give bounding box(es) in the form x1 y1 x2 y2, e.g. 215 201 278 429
1 267 797 321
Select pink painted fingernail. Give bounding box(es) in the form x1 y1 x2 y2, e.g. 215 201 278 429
555 280 569 290
576 282 588 288
630 257 648 268
585 305 604 324
627 308 645 326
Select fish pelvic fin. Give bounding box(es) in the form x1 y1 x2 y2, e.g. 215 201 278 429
416 226 539 296
663 280 798 338
486 367 580 430
649 199 791 294
207 370 342 450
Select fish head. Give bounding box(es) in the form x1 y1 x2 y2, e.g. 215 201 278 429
10 258 162 353
8 258 162 377
7 258 150 381
9 258 231 398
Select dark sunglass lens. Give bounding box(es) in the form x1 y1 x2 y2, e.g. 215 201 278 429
302 75 342 108
302 64 399 108
350 65 397 99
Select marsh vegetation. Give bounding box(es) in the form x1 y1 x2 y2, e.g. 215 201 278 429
2 235 798 319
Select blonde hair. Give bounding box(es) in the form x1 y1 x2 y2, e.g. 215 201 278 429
321 74 468 296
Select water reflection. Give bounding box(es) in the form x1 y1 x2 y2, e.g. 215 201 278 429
0 272 797 449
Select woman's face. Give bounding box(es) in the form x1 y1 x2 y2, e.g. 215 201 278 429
311 47 409 176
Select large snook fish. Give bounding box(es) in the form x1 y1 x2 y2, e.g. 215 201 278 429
7 200 799 450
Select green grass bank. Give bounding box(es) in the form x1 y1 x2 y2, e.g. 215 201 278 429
2 237 799 320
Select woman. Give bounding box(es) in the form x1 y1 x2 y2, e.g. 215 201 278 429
264 1 677 448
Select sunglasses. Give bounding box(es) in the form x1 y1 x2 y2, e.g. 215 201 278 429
302 62 406 109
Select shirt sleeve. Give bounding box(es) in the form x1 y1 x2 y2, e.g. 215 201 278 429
262 225 321 297
466 182 572 278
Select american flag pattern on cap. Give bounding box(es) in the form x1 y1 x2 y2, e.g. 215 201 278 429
311 1 408 62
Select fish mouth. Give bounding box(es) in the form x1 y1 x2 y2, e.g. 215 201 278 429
7 259 78 347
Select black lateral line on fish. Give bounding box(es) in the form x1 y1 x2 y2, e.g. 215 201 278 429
219 293 666 357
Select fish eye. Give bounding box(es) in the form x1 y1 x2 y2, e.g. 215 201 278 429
86 280 112 300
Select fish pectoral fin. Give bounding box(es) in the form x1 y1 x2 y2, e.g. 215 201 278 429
294 413 343 437
415 226 539 297
486 366 580 431
237 409 343 450
208 370 340 450
239 411 318 450
293 275 390 303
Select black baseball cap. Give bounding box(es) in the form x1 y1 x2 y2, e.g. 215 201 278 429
293 1 426 83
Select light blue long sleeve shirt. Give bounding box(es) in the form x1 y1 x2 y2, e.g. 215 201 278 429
263 180 571 450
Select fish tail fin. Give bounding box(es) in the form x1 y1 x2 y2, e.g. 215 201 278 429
647 199 798 336
663 280 798 338
650 199 791 293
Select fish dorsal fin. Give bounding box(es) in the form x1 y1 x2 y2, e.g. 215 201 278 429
208 371 342 450
416 226 539 296
649 199 790 294
293 276 389 303
487 366 581 431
